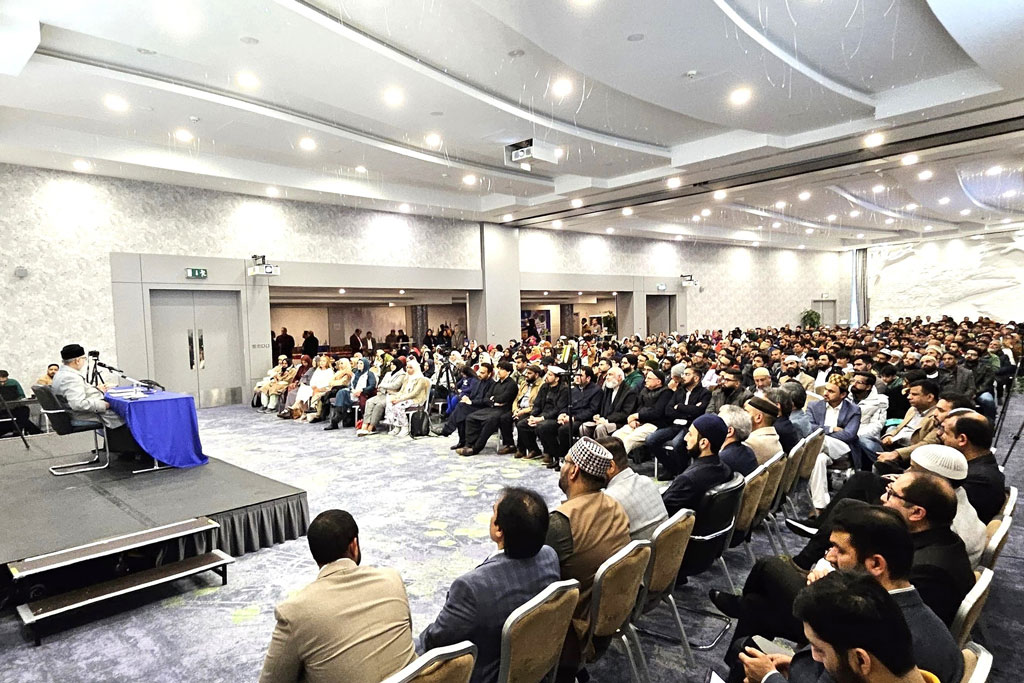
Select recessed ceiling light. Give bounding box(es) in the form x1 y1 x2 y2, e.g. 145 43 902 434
235 71 260 89
382 86 404 107
752 241 760 247
674 235 683 241
265 186 279 197
938 196 950 205
571 198 584 208
612 291 618 296
863 132 885 148
700 208 711 217
543 291 549 296
985 165 1003 176
462 174 477 185
1001 218 1012 224
798 244 806 249
552 220 563 229
667 177 682 189
338 288 346 294
850 210 862 217
173 128 194 143
905 203 918 211
399 203 411 213
554 148 565 159
1002 189 1018 198
774 200 787 209
502 213 513 222
626 33 645 42
692 215 701 222
388 302 395 307
605 227 615 234
298 136 316 151
885 218 895 225
507 48 525 58
137 47 157 55
520 162 532 171
971 235 984 240
901 153 919 166
399 289 406 294
577 291 583 296
622 207 634 216
103 94 129 112
551 78 574 98
856 233 865 239
924 224 934 231
424 132 442 148
960 209 971 216
826 214 837 222
871 184 886 193
355 165 367 174
729 87 752 106
72 159 92 172
772 221 782 228
713 189 727 200
805 228 814 234
798 191 811 201
917 170 933 181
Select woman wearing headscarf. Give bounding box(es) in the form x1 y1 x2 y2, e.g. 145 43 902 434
358 357 406 435
295 355 338 421
324 357 377 429
276 355 313 418
383 358 431 437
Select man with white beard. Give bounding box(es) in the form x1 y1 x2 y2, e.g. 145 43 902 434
578 366 639 440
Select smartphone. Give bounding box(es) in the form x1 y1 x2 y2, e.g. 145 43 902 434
752 635 793 656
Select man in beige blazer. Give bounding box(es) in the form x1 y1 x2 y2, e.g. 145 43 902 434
259 510 416 683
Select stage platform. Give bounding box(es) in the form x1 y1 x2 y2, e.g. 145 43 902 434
0 431 309 566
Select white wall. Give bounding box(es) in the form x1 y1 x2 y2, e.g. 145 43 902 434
0 163 479 386
867 231 1024 323
270 306 331 345
519 228 852 331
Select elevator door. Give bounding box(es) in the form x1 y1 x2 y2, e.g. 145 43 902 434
150 290 244 408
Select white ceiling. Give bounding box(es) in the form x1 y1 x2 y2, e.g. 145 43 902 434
1 0 1023 248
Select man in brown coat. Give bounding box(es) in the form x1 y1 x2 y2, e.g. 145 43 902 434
546 438 631 681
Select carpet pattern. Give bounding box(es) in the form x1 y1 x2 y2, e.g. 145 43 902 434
0 400 1021 682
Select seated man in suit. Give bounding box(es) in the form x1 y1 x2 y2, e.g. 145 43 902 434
50 343 143 452
459 360 519 456
662 414 734 516
578 366 638 441
875 379 940 473
438 363 495 450
806 373 862 513
537 366 602 469
739 572 943 683
610 368 674 454
418 487 561 683
723 504 963 683
259 510 416 683
646 365 712 477
940 410 1006 523
743 395 783 465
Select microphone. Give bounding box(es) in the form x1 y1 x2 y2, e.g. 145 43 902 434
96 361 123 373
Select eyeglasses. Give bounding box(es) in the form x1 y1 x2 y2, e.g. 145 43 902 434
883 484 918 507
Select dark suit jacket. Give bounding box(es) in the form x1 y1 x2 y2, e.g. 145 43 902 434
765 648 831 683
664 384 712 427
964 452 1006 523
418 547 561 683
469 377 495 408
569 383 602 421
719 442 758 477
662 455 733 516
773 415 800 455
911 526 975 627
597 385 638 425
807 399 862 445
637 386 673 427
486 376 518 409
892 588 963 683
532 382 570 420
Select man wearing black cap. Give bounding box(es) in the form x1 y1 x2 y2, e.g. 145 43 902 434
51 343 144 452
662 414 733 516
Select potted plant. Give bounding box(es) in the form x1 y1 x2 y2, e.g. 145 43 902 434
800 309 822 328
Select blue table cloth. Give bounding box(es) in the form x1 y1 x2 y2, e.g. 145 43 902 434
105 390 208 468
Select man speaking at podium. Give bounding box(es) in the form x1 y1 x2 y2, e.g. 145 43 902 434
52 343 145 454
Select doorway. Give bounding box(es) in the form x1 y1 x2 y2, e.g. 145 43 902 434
811 299 838 327
150 290 244 407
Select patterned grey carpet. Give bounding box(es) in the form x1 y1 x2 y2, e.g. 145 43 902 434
1 399 1021 682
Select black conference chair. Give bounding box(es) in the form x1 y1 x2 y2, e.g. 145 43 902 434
32 385 111 476
677 472 746 649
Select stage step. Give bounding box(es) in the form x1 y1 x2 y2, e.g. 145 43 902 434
8 517 219 579
17 549 234 645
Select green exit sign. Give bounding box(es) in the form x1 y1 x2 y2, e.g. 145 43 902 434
185 268 208 279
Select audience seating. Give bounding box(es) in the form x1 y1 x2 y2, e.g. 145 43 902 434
751 451 787 555
631 509 697 668
1001 485 1017 517
777 435 809 518
979 516 1011 570
723 461 771 564
496 579 580 683
582 540 652 683
793 429 825 509
951 568 994 648
381 641 477 683
678 473 746 650
764 444 806 554
960 641 993 683
32 385 110 476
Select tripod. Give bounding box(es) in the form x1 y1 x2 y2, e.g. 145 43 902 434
995 355 1023 468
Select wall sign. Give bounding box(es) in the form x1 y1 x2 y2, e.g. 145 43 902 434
185 268 208 279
